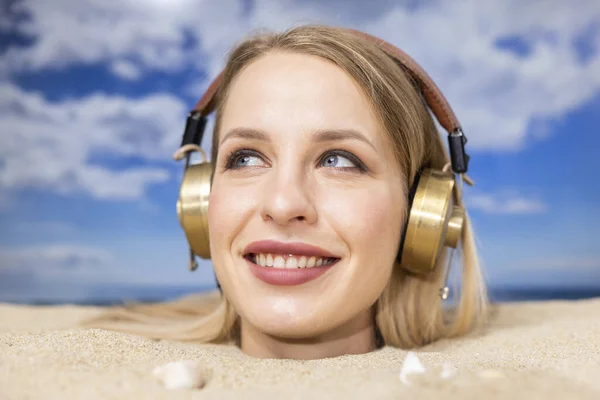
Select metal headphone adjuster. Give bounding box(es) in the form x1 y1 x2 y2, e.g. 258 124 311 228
448 128 469 174
181 111 208 148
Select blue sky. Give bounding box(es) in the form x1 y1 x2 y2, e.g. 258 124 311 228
1 0 599 302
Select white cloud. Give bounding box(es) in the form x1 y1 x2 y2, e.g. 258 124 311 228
361 0 600 150
76 167 169 200
1 0 246 78
0 243 115 281
110 60 142 80
0 82 185 200
4 0 599 151
1 0 599 202
468 190 548 214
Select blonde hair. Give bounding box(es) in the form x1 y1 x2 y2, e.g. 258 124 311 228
81 25 488 349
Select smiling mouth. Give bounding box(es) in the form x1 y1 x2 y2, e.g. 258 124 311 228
244 253 340 268
244 253 340 286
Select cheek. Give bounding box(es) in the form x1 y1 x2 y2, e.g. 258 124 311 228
320 186 405 292
207 186 229 250
362 199 402 253
207 179 258 303
207 181 254 258
323 188 404 255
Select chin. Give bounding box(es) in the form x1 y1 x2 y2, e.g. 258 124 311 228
242 296 338 338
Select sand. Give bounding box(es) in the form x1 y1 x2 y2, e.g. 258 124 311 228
1 295 599 399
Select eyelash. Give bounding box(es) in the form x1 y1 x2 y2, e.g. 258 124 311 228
222 148 368 173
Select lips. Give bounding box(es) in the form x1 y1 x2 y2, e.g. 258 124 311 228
243 240 341 286
243 240 340 258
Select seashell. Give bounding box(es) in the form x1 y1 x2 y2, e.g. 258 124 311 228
152 360 205 390
399 351 427 385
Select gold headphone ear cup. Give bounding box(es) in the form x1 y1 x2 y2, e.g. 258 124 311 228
444 206 464 249
400 169 464 274
176 162 213 259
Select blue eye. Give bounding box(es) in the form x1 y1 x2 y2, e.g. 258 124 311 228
321 154 356 168
319 150 367 172
234 154 263 167
224 149 367 173
224 149 266 170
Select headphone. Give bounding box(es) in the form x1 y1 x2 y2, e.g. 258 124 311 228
173 29 472 293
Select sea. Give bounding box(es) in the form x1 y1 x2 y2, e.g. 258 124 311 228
2 284 600 306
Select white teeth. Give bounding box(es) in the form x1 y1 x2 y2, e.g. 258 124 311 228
285 257 297 268
273 256 285 268
252 254 336 268
298 256 307 268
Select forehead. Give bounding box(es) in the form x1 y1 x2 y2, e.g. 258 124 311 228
219 51 385 146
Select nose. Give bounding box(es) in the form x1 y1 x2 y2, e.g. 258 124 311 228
260 166 318 226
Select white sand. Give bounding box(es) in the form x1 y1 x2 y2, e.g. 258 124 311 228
1 295 599 399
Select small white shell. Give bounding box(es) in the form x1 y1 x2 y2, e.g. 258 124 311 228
152 360 205 390
399 352 427 385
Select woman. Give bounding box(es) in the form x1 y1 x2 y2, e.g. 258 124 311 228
83 25 489 360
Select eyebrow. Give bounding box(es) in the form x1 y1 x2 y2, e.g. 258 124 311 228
220 127 376 150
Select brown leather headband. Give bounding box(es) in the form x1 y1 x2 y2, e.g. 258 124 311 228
191 29 461 134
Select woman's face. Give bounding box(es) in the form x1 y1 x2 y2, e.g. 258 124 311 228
208 51 406 341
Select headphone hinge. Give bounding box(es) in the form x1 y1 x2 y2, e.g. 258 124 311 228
448 128 470 174
180 111 208 147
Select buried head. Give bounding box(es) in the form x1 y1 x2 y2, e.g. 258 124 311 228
205 26 450 358
208 51 406 349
